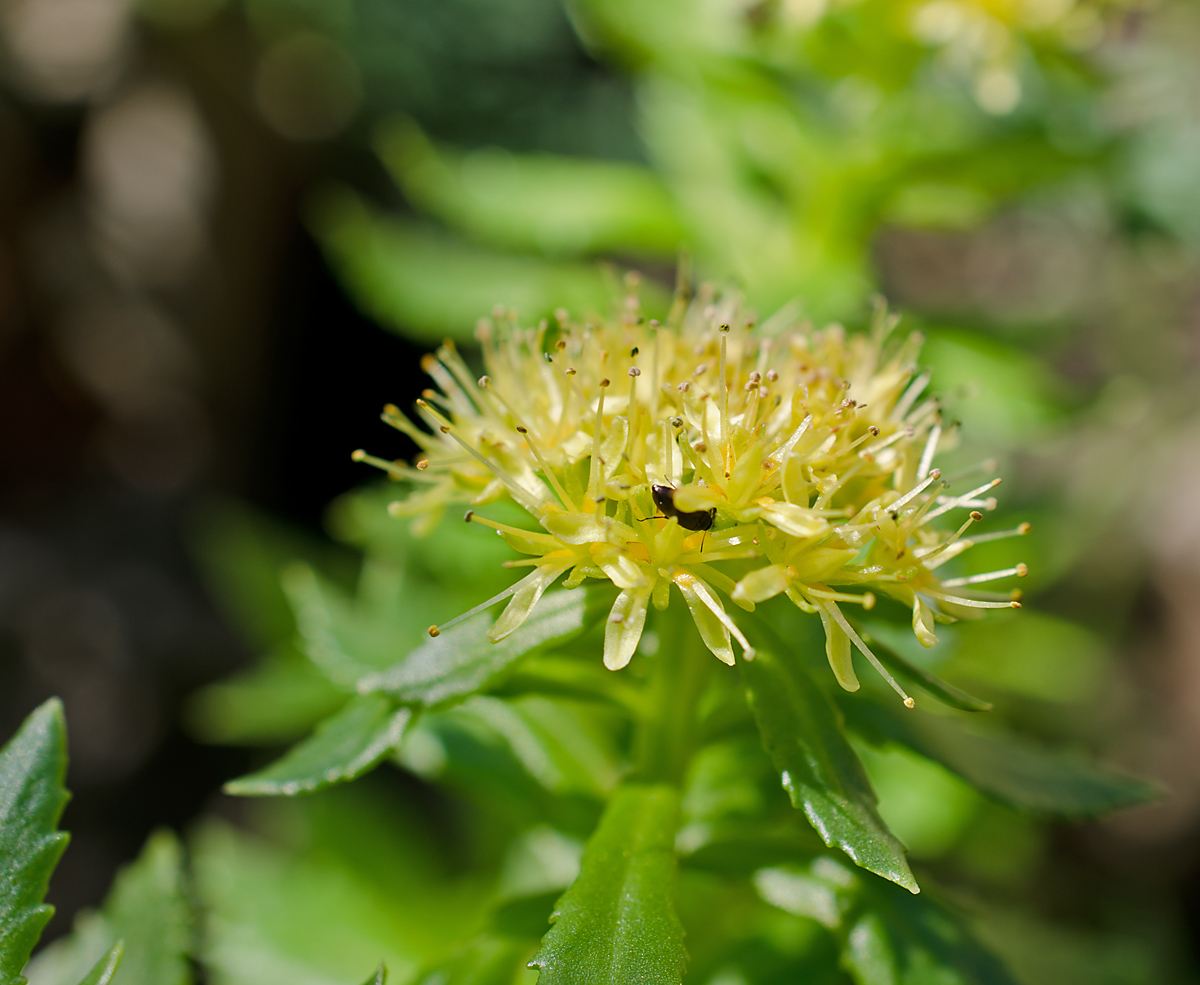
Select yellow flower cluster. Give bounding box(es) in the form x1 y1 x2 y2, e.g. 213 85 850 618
354 283 1027 705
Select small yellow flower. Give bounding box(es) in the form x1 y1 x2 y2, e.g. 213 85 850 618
356 282 1027 705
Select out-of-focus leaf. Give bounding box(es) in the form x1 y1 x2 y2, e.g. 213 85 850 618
101 831 192 985
359 587 610 707
192 822 432 985
185 644 348 746
447 696 620 797
187 499 355 650
307 187 628 344
741 650 918 893
859 630 992 713
0 698 70 985
225 695 411 797
530 785 686 985
413 936 529 985
755 858 1018 985
358 965 385 985
842 699 1159 818
27 831 192 985
376 117 685 257
75 944 122 985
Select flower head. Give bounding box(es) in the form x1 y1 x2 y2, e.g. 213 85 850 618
355 281 1027 705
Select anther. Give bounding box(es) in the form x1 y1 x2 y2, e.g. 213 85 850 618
351 449 366 461
1016 563 1029 577
628 367 641 377
478 375 490 388
766 369 779 382
599 378 610 388
631 346 639 357
516 425 528 434
428 625 441 637
439 426 450 434
416 460 429 470
670 417 684 428
463 510 474 522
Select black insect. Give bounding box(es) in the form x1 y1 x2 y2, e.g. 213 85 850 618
651 484 716 532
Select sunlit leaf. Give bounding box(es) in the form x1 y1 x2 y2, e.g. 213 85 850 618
225 696 412 797
359 588 610 707
530 784 687 985
307 187 626 345
0 698 70 985
376 117 685 257
741 649 918 893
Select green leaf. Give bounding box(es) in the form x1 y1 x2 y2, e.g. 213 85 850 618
530 784 686 985
0 698 70 985
26 831 192 985
359 965 385 985
359 588 609 707
413 937 529 985
841 699 1159 818
863 634 992 713
843 880 1017 985
100 831 192 985
376 117 686 257
307 187 634 345
755 858 1018 985
224 695 412 797
741 650 918 893
75 943 122 985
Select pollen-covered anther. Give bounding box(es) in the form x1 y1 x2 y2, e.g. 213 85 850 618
428 625 440 637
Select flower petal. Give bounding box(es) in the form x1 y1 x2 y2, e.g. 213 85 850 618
818 605 860 692
732 565 789 604
759 502 829 538
489 564 570 642
604 585 653 670
673 571 739 665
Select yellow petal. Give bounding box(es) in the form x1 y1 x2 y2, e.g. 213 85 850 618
488 564 569 642
912 596 939 648
673 572 740 665
760 502 829 538
590 544 648 589
604 585 652 670
818 606 860 692
791 546 859 583
672 484 723 513
542 512 637 546
732 565 789 604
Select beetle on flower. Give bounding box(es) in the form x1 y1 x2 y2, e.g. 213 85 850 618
353 279 1027 706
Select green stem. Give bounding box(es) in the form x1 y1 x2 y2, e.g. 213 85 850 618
634 602 710 785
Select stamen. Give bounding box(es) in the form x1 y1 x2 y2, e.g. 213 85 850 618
886 469 942 517
917 423 941 479
350 449 405 479
914 511 982 560
892 370 931 421
924 478 1002 521
588 378 610 502
824 602 914 707
921 590 1020 609
940 564 1028 588
516 425 576 511
964 522 1032 545
429 581 525 635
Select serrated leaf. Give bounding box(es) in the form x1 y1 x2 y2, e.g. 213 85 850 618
0 698 70 985
841 699 1158 818
75 943 122 985
358 965 385 985
741 650 918 893
530 784 686 985
413 937 528 985
225 696 412 797
359 588 609 707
